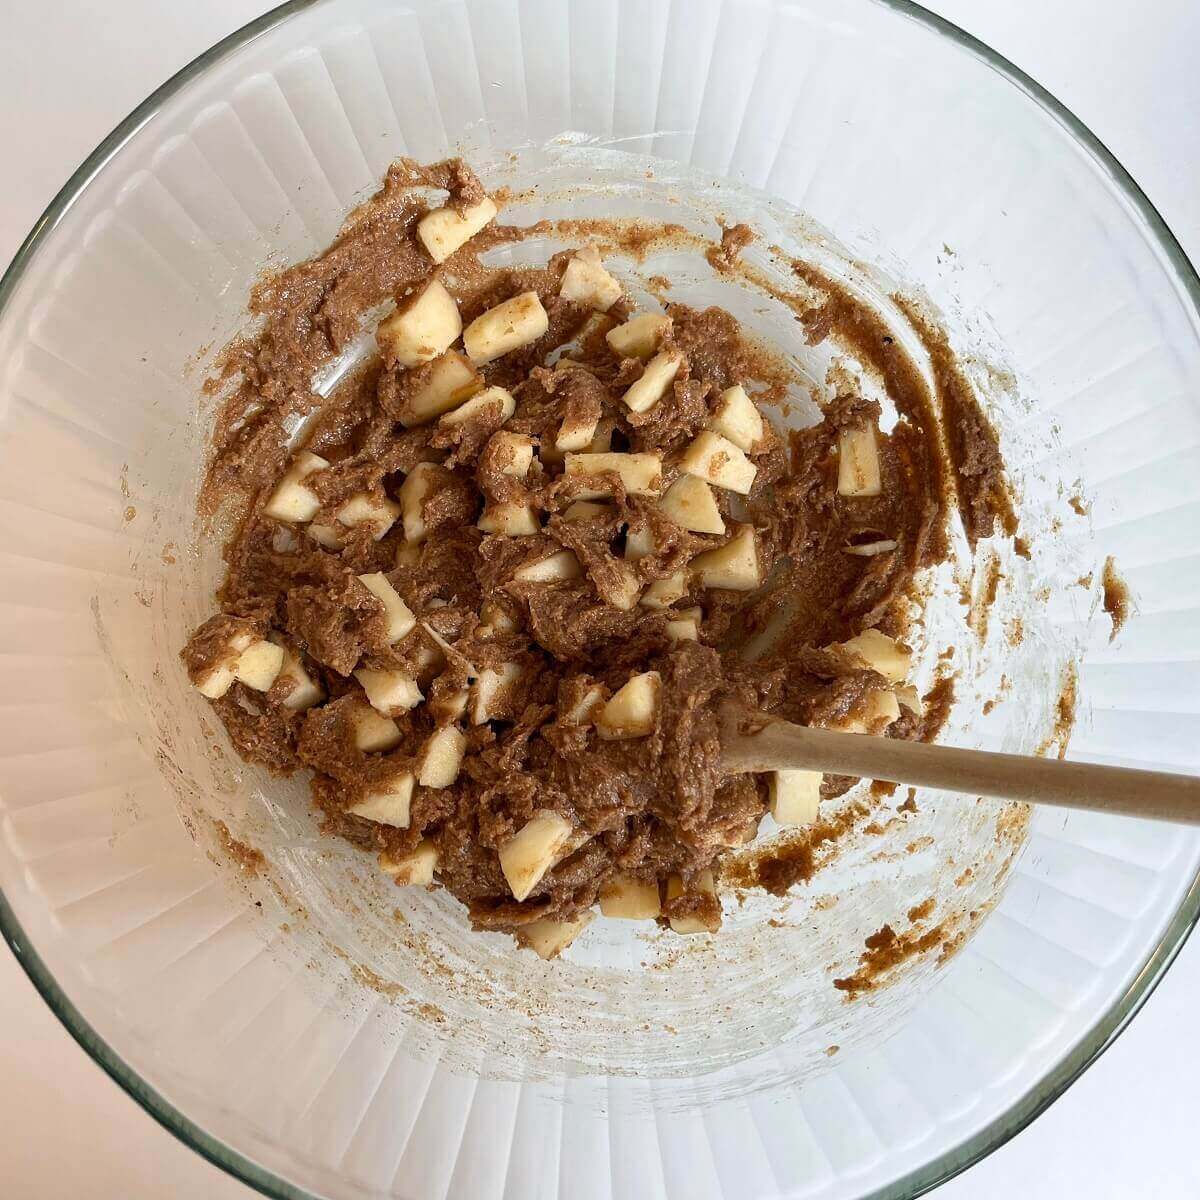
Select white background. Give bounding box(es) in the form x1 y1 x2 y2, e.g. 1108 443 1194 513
2 1 1199 1196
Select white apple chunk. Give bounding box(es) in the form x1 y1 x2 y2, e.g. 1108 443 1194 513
379 838 439 885
418 726 466 788
463 291 549 365
470 662 522 724
845 539 898 557
499 810 575 902
348 703 403 753
488 431 534 478
431 688 470 724
562 683 605 725
865 689 902 729
621 349 682 414
399 462 439 544
624 525 655 561
514 549 583 583
691 525 761 591
680 431 757 495
564 451 663 499
562 500 611 522
666 870 720 934
271 642 324 710
263 451 329 523
478 600 518 635
356 572 416 642
336 492 401 539
518 911 595 960
596 671 660 740
401 351 483 427
603 561 642 611
665 617 699 642
837 426 882 497
707 384 764 452
769 769 822 827
438 385 515 427
234 640 285 692
478 502 540 536
896 684 923 715
354 667 423 715
606 312 670 360
640 571 687 611
349 772 414 827
837 627 912 683
658 474 725 535
416 196 498 264
306 523 343 549
377 280 462 368
556 409 599 453
193 628 255 699
599 874 661 920
559 245 622 311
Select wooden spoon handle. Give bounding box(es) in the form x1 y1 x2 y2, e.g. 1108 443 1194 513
722 717 1200 825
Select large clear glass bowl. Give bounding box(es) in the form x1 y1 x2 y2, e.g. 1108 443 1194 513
2 1 1199 1197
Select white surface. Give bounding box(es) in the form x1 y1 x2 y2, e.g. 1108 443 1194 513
1 1 1198 1197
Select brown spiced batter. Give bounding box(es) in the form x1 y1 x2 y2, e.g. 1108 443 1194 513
183 158 1015 955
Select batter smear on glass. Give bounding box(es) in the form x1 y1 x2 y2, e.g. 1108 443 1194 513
182 158 1015 958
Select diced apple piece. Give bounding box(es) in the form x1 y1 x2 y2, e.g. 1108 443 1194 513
400 462 439 544
666 871 720 934
837 426 882 497
306 523 343 549
838 627 912 683
394 541 422 568
604 562 642 611
401 351 483 427
658 474 726 534
606 312 670 360
556 410 599 453
419 726 466 788
707 384 765 452
599 874 661 920
563 500 611 522
564 451 663 499
640 571 687 610
336 492 401 540
430 688 469 724
518 911 595 960
192 628 255 699
665 617 698 642
416 196 498 264
235 640 285 692
624 525 655 561
263 451 329 523
562 683 605 725
471 662 521 724
770 769 822 826
354 668 423 715
514 550 583 583
845 539 897 557
349 703 402 752
379 838 438 885
349 773 414 827
559 245 622 311
596 671 660 740
865 689 902 729
478 502 540 536
377 280 462 368
464 291 549 365
499 810 575 901
356 572 416 642
677 606 703 622
896 684 923 715
489 431 534 478
479 600 518 635
621 349 682 414
439 385 515 427
680 431 757 495
272 642 324 710
692 525 761 591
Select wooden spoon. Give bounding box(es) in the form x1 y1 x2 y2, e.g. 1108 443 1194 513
721 710 1200 825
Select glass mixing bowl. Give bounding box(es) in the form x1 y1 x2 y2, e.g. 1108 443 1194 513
2 1 1199 1197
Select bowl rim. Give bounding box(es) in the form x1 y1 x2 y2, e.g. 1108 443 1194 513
2 1 1199 1198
